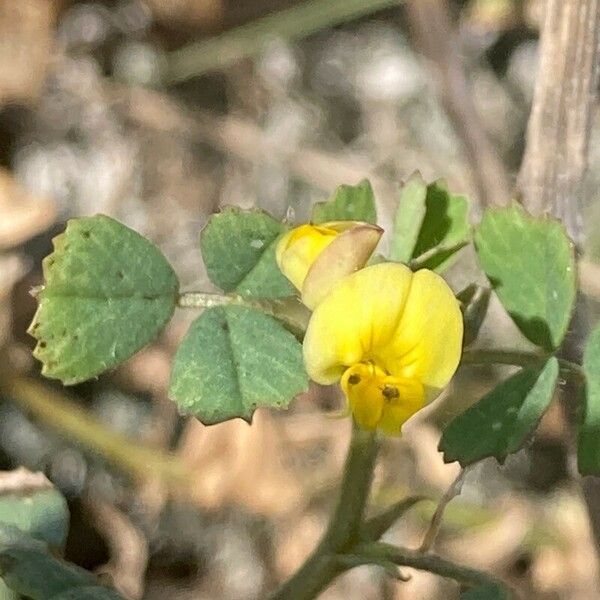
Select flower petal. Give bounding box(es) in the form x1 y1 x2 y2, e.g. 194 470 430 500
276 224 338 291
377 377 425 435
303 262 413 384
340 362 385 430
302 222 382 309
377 269 463 391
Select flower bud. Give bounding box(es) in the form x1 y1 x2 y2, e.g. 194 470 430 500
276 221 382 309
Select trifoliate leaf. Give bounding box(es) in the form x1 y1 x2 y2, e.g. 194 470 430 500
29 215 179 384
311 179 377 224
474 203 576 351
169 305 308 424
200 207 294 298
440 358 559 466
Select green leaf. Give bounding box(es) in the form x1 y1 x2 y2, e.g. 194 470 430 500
0 580 17 600
200 207 294 299
474 203 576 351
390 175 469 271
29 215 179 385
390 172 427 263
440 358 559 466
0 469 69 551
169 305 308 424
578 324 600 475
461 583 511 600
0 525 124 600
456 284 491 347
311 179 377 224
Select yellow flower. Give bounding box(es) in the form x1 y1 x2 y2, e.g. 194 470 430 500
303 262 463 434
276 221 382 309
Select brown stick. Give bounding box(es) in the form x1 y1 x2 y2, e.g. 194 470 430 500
517 0 600 246
405 0 511 208
516 0 600 557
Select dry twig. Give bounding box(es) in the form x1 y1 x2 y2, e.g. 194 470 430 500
405 0 511 208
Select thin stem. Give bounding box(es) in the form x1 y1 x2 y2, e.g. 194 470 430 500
177 291 309 337
419 467 469 553
349 542 509 591
269 423 379 600
461 348 585 382
167 0 401 82
360 496 430 542
461 348 546 368
1 376 188 486
176 292 243 309
409 240 468 271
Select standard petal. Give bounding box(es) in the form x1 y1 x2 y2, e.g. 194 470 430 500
377 269 463 391
303 262 413 384
275 224 338 291
302 222 382 309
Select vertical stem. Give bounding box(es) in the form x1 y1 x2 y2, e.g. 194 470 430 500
516 0 600 560
517 0 600 246
325 425 379 550
269 423 379 600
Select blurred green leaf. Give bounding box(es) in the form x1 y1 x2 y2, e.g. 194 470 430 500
311 179 377 224
440 358 559 466
390 174 469 271
461 583 511 600
0 469 68 551
578 324 600 475
456 284 491 347
169 305 308 424
0 524 123 600
200 207 294 298
29 215 179 385
0 580 17 600
474 203 576 351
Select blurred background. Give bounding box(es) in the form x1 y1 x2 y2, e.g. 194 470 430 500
1 0 600 598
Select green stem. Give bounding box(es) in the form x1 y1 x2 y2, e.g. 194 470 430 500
177 291 309 337
419 468 469 553
167 0 401 82
176 292 244 310
269 424 379 600
2 376 188 485
359 495 430 542
461 348 584 381
349 542 508 590
325 426 380 550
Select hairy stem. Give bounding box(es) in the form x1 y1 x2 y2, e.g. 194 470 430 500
177 291 309 337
